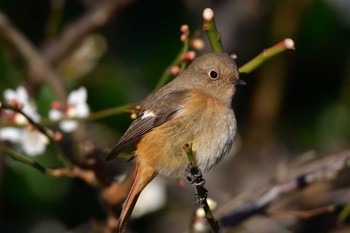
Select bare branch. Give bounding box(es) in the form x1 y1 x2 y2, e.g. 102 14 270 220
43 0 135 66
215 150 350 229
0 11 67 101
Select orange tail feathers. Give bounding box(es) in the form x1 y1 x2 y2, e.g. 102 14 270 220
116 162 157 233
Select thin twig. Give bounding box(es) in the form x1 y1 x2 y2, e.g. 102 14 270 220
0 103 55 142
183 143 219 233
238 38 295 74
268 205 337 219
0 144 49 174
0 143 102 187
1 103 137 128
0 11 67 101
0 102 72 167
153 37 189 91
43 0 135 66
215 150 350 229
202 8 224 52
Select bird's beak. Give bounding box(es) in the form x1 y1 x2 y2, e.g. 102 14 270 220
233 79 246 86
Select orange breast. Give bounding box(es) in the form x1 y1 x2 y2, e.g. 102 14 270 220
135 89 236 177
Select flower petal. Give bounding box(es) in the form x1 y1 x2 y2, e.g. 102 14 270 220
59 120 78 133
48 109 63 121
21 130 48 156
0 127 21 143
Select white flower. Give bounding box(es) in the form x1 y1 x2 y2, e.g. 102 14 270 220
67 87 89 118
48 87 90 133
59 120 78 133
21 130 49 156
0 86 47 156
48 108 63 121
0 127 21 143
4 86 41 123
0 127 48 156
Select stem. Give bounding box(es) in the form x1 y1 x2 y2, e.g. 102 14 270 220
153 38 189 91
0 144 99 186
239 38 295 74
85 103 137 121
0 102 72 167
183 143 219 233
0 144 49 174
0 11 67 101
0 103 55 142
202 8 224 53
22 103 137 126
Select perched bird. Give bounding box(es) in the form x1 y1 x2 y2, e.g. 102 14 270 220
106 52 244 233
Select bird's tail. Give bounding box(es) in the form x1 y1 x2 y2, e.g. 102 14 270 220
116 163 157 233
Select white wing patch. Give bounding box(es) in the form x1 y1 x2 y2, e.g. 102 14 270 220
141 110 156 119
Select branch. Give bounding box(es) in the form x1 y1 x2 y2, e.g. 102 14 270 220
1 103 137 129
50 166 101 187
201 8 294 74
153 38 189 91
202 8 224 52
0 144 49 174
0 102 72 167
43 0 135 66
0 11 67 101
0 143 103 187
0 102 55 142
238 38 295 74
183 143 219 233
268 205 337 219
215 150 350 229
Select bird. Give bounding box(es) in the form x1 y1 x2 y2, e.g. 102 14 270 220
106 52 244 233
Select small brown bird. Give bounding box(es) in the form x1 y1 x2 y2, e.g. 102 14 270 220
106 52 244 233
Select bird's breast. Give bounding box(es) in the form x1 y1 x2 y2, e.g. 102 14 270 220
136 89 237 177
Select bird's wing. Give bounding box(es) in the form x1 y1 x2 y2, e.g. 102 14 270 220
105 89 190 161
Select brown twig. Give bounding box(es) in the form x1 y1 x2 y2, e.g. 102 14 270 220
184 143 219 233
50 167 100 186
216 150 350 229
268 205 337 219
0 11 67 101
42 0 135 66
0 102 72 167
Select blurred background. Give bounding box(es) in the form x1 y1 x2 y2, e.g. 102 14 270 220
1 0 350 232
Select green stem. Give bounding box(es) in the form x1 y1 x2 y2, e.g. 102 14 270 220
202 8 224 52
339 204 350 222
239 38 295 74
183 143 195 164
83 103 136 121
38 103 136 126
0 144 50 174
153 39 189 91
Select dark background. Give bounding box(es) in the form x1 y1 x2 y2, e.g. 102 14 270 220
0 0 350 232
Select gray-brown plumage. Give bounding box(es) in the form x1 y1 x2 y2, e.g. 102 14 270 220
106 52 244 233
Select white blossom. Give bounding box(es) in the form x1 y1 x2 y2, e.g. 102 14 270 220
0 86 47 156
20 130 49 156
59 120 78 133
48 87 90 133
4 86 40 122
0 127 21 143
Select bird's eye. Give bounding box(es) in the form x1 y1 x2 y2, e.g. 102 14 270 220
209 70 219 79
